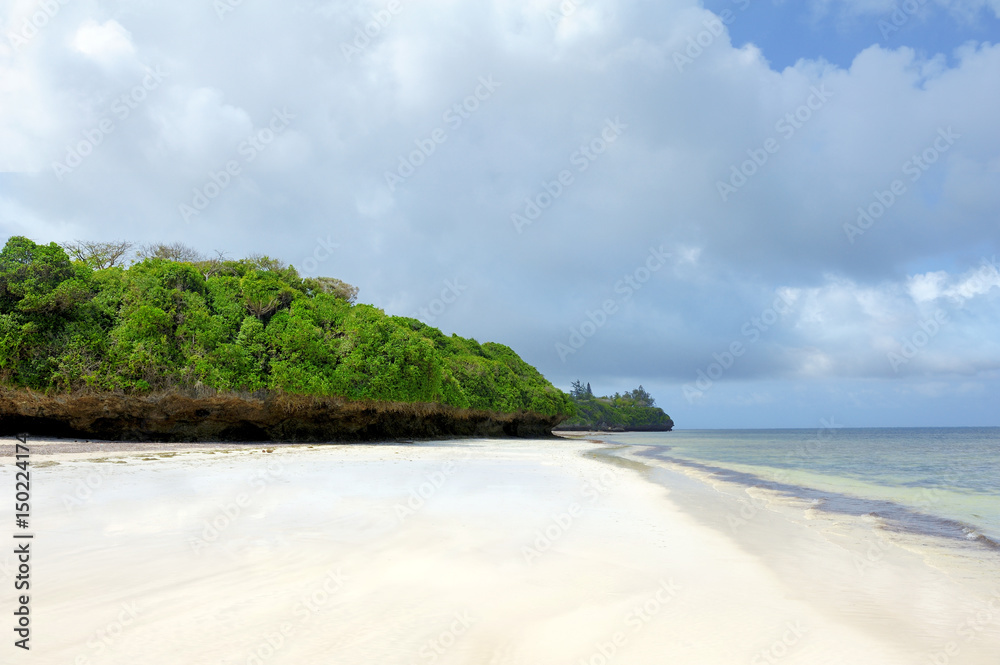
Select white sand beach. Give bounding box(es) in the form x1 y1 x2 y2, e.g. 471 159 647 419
1 436 998 664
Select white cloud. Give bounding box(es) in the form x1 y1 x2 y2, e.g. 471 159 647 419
71 19 135 64
776 264 1000 379
149 87 253 166
908 271 948 302
1 0 999 424
0 61 55 172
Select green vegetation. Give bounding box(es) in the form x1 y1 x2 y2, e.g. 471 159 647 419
0 236 572 418
558 381 674 431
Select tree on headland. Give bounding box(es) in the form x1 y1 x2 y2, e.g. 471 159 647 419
192 250 234 279
241 271 294 320
624 385 654 407
303 276 359 304
246 253 286 272
64 240 134 269
137 242 204 263
560 381 671 431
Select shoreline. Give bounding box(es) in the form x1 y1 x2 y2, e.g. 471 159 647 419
628 443 1000 549
589 438 1000 660
1 435 998 663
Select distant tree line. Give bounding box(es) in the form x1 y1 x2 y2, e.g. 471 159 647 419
571 380 655 407
559 381 671 431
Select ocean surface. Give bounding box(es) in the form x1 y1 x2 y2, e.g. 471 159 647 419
601 428 1000 549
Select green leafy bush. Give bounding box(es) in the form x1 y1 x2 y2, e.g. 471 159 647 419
0 236 572 418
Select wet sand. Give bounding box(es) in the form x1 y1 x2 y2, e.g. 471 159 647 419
0 436 997 663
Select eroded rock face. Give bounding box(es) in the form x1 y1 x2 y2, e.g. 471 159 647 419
0 389 564 442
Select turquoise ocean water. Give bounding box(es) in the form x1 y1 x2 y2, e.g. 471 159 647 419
601 428 1000 549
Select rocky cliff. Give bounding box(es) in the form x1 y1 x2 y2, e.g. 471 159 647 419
0 388 564 442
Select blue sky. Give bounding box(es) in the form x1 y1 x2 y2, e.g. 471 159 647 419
2 0 999 428
705 0 1000 70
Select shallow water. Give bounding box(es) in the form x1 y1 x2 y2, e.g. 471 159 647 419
599 428 1000 547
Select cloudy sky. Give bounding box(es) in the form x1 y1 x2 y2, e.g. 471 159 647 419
2 0 999 428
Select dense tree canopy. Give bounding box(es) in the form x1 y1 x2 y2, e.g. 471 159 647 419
560 382 672 430
0 236 572 418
